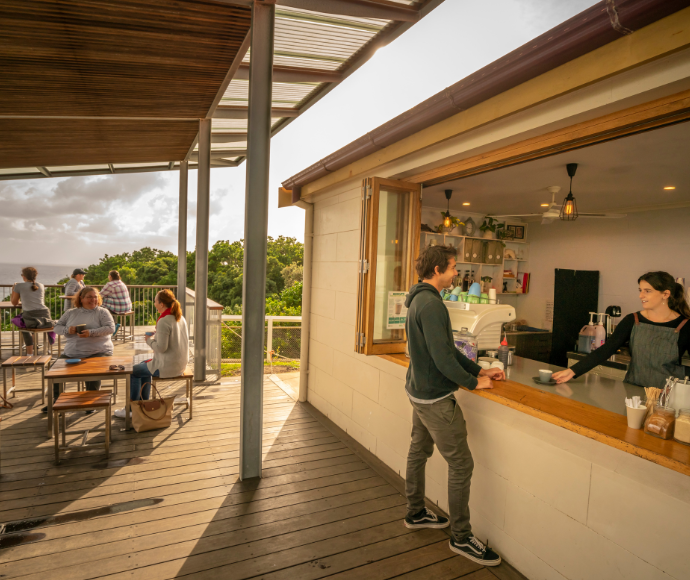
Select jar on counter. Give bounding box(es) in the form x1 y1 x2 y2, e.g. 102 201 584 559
453 328 478 362
673 408 690 446
644 404 676 440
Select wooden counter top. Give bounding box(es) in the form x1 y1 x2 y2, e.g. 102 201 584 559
379 353 690 477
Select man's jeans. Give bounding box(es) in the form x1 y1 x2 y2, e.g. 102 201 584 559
406 395 474 542
53 352 109 400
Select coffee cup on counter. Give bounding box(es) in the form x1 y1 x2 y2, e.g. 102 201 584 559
75 324 87 335
538 369 553 383
478 361 491 370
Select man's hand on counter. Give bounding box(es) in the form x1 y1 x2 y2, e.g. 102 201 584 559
474 367 505 390
479 368 505 381
552 368 575 384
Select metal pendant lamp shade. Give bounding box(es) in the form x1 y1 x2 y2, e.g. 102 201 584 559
443 189 453 228
560 163 579 221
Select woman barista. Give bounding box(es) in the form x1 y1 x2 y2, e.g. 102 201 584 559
552 271 690 388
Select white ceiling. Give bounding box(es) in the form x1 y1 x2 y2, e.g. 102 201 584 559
422 120 690 218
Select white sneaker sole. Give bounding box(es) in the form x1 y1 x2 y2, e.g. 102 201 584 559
449 540 501 566
404 520 449 529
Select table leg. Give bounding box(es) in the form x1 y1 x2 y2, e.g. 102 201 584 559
18 330 24 356
41 366 45 404
2 368 6 401
54 411 60 464
61 413 66 446
105 404 111 457
189 378 193 420
43 333 48 356
124 373 131 431
47 378 54 438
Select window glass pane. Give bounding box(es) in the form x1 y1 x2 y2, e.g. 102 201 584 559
373 188 411 342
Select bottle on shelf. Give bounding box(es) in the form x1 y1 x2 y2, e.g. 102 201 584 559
462 271 470 292
594 313 606 349
470 270 476 286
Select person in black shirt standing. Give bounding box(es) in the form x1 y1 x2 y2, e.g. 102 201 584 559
553 271 690 388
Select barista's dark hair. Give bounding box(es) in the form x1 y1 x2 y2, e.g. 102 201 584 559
638 271 690 318
22 267 38 291
416 245 457 281
109 270 120 281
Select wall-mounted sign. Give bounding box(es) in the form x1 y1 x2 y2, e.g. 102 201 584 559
387 291 408 329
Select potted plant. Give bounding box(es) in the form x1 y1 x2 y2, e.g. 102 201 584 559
480 217 505 239
437 213 465 234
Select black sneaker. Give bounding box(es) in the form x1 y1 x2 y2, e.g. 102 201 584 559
450 536 501 566
404 508 449 529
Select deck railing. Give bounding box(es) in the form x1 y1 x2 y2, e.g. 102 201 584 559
221 315 302 363
185 288 223 381
0 283 180 326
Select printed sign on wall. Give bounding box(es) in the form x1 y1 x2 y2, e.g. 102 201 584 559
387 291 408 329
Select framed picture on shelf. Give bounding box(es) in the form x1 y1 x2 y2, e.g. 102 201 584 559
507 224 525 240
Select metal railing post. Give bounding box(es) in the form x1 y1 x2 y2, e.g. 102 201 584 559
178 160 188 318
194 119 212 382
240 0 274 481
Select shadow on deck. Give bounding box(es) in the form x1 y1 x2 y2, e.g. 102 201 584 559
0 335 526 580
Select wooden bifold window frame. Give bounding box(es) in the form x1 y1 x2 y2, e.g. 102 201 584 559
355 177 421 356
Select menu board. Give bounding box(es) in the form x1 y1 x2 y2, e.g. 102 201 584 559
387 291 408 329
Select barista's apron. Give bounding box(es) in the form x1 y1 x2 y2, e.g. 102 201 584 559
625 312 688 388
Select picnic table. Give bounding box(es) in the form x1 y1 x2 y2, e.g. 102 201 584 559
45 356 134 437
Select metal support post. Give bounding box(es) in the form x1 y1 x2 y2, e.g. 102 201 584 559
194 119 212 382
177 161 188 318
240 0 275 481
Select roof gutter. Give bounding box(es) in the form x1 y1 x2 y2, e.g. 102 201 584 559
283 0 690 202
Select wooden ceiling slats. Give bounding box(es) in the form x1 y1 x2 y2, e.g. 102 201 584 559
0 0 251 167
0 119 199 169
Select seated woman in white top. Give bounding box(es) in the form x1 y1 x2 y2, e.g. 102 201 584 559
11 266 54 355
46 287 115 413
115 289 189 419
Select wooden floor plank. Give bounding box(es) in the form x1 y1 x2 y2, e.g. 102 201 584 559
0 337 527 580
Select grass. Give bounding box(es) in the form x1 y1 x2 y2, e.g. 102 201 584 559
221 360 300 377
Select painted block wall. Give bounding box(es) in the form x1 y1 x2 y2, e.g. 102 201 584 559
515 207 690 331
307 187 690 580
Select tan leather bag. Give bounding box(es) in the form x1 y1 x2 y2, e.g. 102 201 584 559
131 384 174 433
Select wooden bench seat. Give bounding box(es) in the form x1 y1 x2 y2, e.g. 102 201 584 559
2 354 53 402
151 368 194 419
53 391 112 464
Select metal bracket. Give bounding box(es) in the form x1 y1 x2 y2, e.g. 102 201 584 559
359 260 369 274
357 333 366 348
362 181 372 199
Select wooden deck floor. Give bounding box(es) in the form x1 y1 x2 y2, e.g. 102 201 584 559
1 336 524 580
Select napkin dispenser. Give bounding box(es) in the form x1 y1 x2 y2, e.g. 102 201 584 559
445 302 516 350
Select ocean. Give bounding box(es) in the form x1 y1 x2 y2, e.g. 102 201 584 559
0 262 74 288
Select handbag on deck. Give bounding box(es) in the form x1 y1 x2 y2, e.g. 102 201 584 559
131 384 174 433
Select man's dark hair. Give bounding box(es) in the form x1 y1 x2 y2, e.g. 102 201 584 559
415 244 457 280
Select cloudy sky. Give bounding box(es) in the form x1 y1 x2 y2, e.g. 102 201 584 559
0 0 598 267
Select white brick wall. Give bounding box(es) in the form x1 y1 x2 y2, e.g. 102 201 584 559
306 182 690 580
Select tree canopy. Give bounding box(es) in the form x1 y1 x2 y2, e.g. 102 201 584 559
76 236 303 314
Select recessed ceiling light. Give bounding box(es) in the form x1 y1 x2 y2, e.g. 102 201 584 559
462 202 470 206
664 186 676 190
541 203 549 207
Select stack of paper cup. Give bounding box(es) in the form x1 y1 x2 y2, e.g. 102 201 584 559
488 288 497 304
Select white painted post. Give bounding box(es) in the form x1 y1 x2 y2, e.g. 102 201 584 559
266 317 273 362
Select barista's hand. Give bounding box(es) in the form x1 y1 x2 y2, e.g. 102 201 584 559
68 326 77 335
552 368 575 384
475 376 493 390
479 368 505 381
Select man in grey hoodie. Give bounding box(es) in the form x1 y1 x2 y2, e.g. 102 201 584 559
403 244 504 566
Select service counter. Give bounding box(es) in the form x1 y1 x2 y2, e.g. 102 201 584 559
375 353 690 579
380 354 690 476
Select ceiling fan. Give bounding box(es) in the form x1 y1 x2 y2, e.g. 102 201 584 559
489 164 627 224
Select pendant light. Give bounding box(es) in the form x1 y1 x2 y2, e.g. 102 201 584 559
443 189 453 229
560 163 579 221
